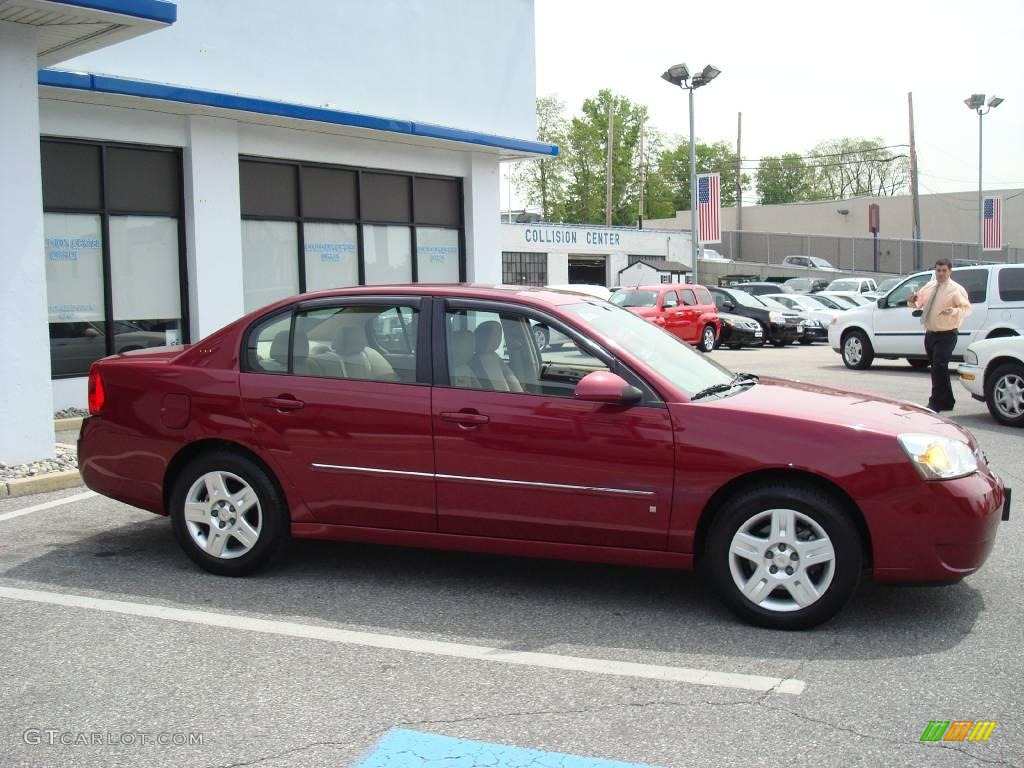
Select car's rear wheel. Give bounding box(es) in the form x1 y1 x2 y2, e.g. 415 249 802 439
170 451 289 576
705 484 862 630
532 325 550 351
841 330 874 370
699 325 716 353
985 362 1024 427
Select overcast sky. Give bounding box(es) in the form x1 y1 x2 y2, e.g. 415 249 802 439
504 0 1023 211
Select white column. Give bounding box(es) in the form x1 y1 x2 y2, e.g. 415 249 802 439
0 23 55 465
463 152 501 283
183 116 244 339
547 252 569 284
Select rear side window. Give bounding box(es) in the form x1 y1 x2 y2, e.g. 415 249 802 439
998 268 1024 302
696 287 713 305
245 313 292 373
679 289 697 306
955 269 987 303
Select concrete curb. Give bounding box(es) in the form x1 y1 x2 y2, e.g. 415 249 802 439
54 417 83 431
2 470 84 499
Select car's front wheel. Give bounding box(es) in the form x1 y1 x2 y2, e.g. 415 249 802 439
841 330 874 370
985 361 1024 427
699 325 716 353
170 451 289 576
705 484 862 630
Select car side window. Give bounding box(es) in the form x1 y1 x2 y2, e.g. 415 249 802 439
680 289 697 306
998 268 1024 302
245 313 292 373
291 304 417 382
696 287 713 305
445 308 608 398
662 291 679 308
954 269 987 303
886 275 931 307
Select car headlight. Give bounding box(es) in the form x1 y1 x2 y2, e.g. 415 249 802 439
897 433 978 480
964 349 979 366
769 311 784 323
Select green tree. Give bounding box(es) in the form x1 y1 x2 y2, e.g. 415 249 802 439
509 96 569 221
657 140 748 211
807 137 909 200
756 153 813 204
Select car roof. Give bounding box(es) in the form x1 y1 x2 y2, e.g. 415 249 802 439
267 283 598 310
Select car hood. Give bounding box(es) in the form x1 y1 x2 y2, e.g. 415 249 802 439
624 306 659 317
697 376 976 444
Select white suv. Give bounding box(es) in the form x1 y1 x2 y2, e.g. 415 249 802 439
828 264 1024 369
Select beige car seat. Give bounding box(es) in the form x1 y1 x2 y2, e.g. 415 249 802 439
270 329 323 376
470 321 523 392
447 329 477 388
333 325 397 381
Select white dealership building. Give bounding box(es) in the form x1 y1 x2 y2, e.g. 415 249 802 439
1 0 554 464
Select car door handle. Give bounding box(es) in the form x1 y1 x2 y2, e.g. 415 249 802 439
262 396 305 411
440 410 490 426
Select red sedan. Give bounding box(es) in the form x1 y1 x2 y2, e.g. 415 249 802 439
78 284 1009 629
610 284 720 352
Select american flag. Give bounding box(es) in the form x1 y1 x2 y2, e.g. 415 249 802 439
697 173 721 244
983 196 1002 251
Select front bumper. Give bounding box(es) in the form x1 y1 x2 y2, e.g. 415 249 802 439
872 467 1008 583
957 362 985 399
800 325 828 343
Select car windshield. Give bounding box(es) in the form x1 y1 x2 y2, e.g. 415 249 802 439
845 294 871 305
610 290 659 308
786 278 812 291
720 289 766 308
810 258 833 269
827 279 861 291
562 302 737 399
877 278 902 293
824 294 857 308
804 294 842 309
759 296 789 310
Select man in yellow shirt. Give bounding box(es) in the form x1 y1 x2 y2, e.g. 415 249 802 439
908 258 973 412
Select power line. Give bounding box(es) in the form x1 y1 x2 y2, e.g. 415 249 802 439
738 143 909 163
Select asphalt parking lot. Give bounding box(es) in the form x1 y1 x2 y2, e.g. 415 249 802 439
1 343 1021 768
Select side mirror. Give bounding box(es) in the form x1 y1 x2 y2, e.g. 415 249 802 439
724 300 735 311
877 297 886 308
574 371 642 405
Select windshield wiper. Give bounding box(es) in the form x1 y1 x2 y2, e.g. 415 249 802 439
691 373 758 401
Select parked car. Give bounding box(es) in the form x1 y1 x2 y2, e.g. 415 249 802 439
708 287 804 347
818 291 871 308
714 312 764 349
825 277 878 294
958 336 1024 427
699 248 731 262
801 294 850 312
762 294 834 344
864 277 903 300
532 284 612 349
782 255 838 271
730 282 795 296
829 264 1024 370
77 284 1009 630
785 277 831 294
610 284 721 352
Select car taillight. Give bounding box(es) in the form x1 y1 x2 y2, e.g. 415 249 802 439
88 366 105 414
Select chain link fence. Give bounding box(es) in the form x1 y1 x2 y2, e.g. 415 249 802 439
718 231 1022 275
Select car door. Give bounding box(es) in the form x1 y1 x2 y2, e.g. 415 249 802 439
677 287 702 342
238 297 436 531
660 289 686 339
432 299 675 550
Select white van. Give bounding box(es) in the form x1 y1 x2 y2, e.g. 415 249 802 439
828 264 1024 369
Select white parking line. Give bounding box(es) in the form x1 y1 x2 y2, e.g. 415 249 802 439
0 586 804 695
0 491 96 523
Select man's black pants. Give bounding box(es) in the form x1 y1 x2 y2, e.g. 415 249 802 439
924 329 958 411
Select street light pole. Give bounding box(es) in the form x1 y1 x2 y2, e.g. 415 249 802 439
965 93 1004 261
662 62 720 286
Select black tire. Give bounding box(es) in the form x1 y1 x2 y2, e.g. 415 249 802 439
705 483 862 630
907 358 930 369
170 451 289 576
532 325 550 351
841 330 874 370
699 325 716 353
984 362 1024 427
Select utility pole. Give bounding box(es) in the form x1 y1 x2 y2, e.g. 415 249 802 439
908 92 922 270
605 99 614 227
735 111 743 260
638 117 645 229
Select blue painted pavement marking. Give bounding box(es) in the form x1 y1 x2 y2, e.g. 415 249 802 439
354 729 661 768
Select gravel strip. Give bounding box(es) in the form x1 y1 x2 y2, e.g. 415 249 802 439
0 444 79 482
55 407 88 419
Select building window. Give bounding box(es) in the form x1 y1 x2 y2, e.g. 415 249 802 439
41 139 187 379
502 252 546 286
239 158 464 310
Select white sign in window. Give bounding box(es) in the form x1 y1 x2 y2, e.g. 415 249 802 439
242 220 300 313
109 216 182 322
416 227 460 283
44 213 104 323
363 225 412 285
304 222 358 291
